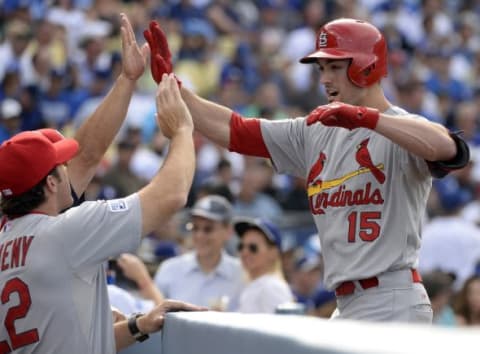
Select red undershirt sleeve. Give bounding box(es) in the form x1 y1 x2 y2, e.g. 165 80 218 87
228 112 271 158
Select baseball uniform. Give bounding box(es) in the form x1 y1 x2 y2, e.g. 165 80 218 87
0 194 141 354
257 106 434 322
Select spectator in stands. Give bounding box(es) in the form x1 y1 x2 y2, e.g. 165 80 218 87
0 19 32 84
289 240 336 318
453 274 480 326
102 139 146 198
154 195 243 310
280 176 311 211
107 253 164 316
290 250 324 311
422 270 458 326
233 159 283 223
419 180 480 291
233 217 294 313
310 287 336 318
0 97 22 142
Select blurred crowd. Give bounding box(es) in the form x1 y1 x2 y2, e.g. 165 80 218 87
1 0 480 325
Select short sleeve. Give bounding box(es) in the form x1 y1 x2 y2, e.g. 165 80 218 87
49 194 142 271
260 118 308 178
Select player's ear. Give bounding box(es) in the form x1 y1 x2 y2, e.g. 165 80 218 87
44 168 60 193
44 175 57 193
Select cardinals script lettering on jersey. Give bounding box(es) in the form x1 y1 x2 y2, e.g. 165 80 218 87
0 235 34 272
309 182 384 215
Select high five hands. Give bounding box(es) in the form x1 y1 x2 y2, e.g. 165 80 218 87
306 102 380 130
143 20 182 87
119 13 149 81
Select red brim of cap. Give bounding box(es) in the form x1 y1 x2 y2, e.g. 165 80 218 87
299 48 353 63
54 138 79 165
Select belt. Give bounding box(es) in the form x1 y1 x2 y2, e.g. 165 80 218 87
335 269 422 297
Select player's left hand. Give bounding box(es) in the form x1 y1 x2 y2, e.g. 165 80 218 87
120 13 149 81
155 73 193 139
306 102 379 130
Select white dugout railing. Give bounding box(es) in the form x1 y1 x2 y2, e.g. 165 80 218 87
121 311 479 354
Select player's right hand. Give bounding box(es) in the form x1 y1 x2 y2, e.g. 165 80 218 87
143 20 182 87
120 13 148 81
306 102 379 130
138 299 207 334
155 74 193 139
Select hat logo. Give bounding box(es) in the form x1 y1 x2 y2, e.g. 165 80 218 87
318 32 328 48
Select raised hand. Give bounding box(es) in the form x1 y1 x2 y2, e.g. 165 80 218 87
143 20 181 86
120 13 149 81
155 73 192 139
306 102 379 130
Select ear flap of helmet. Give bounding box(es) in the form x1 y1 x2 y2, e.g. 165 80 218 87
348 50 387 87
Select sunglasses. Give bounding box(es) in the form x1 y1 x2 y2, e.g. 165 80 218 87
237 242 259 254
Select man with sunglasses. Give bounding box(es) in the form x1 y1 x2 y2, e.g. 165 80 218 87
154 195 243 310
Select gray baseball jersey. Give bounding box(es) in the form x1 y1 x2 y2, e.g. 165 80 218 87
0 194 141 354
260 106 431 290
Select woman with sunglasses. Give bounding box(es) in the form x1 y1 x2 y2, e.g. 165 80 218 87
233 217 294 313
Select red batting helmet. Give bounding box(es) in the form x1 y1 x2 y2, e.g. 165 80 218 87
300 18 388 87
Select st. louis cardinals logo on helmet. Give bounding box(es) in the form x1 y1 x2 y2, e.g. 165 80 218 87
317 32 328 48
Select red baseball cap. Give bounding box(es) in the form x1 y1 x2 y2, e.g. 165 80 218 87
38 128 65 143
0 130 79 197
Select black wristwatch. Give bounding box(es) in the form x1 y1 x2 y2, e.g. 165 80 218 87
127 313 150 342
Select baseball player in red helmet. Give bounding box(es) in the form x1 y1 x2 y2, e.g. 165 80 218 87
144 18 470 323
0 26 201 354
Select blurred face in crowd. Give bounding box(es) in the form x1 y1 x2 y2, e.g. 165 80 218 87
190 216 230 260
292 265 323 296
238 229 278 280
317 58 365 106
466 278 480 315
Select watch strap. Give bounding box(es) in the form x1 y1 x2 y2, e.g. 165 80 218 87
127 313 150 342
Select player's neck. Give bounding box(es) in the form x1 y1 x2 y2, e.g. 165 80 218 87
33 195 62 216
361 84 392 113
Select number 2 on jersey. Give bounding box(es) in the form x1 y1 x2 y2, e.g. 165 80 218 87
0 278 39 353
347 211 381 242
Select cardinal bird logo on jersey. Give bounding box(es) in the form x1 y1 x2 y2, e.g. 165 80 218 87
306 142 385 215
307 152 327 186
355 138 385 184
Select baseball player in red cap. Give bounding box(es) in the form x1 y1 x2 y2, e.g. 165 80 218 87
144 18 470 323
0 63 201 354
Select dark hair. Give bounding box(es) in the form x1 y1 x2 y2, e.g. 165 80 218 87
0 167 60 217
453 274 480 324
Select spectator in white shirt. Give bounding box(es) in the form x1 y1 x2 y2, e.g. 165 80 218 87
154 195 243 310
233 217 294 313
